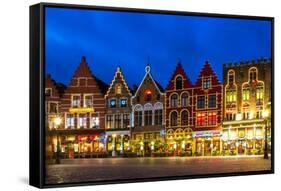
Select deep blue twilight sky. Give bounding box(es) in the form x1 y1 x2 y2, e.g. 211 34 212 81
45 7 271 88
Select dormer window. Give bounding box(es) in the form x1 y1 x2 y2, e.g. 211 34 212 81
202 77 211 89
176 76 183 90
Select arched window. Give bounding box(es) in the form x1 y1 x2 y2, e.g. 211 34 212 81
226 89 237 103
171 94 178 108
144 103 153 126
176 76 183 90
154 102 163 125
134 105 143 127
249 68 257 81
181 110 188 125
181 93 189 107
184 128 192 138
175 128 184 139
170 111 178 126
242 84 250 102
167 129 174 139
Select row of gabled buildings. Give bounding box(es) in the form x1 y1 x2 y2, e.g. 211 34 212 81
45 56 271 159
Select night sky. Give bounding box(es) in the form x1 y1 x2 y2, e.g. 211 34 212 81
45 7 271 88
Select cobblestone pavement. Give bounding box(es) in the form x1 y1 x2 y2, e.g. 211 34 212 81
46 156 271 184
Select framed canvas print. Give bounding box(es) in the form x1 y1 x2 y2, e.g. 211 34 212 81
29 2 274 188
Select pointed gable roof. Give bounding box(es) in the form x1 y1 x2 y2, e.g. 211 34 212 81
105 66 132 98
166 62 193 90
68 56 109 95
133 65 164 97
72 56 93 78
194 60 221 87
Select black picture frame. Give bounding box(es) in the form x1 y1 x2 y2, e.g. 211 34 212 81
29 2 274 189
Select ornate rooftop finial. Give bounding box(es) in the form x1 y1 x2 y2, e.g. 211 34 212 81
145 65 151 73
117 65 121 72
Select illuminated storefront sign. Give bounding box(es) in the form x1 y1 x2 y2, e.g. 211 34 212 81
69 107 94 113
192 130 222 138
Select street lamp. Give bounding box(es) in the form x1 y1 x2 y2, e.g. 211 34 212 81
262 110 269 159
54 116 62 164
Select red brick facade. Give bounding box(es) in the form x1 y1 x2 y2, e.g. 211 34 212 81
193 61 223 131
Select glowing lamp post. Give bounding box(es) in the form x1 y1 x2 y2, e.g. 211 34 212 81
262 110 269 159
54 116 62 164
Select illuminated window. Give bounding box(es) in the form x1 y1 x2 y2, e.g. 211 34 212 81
115 114 121 128
134 111 142 127
197 113 205 126
181 93 189 107
92 115 99 128
45 88 52 97
145 90 152 101
249 68 257 81
170 111 178 126
208 95 216 108
197 96 205 109
154 109 163 125
202 77 211 89
181 110 188 126
208 112 217 125
171 94 178 108
120 98 127 108
242 89 250 101
84 95 93 107
109 99 116 108
123 114 130 128
106 115 113 129
115 84 122 94
256 87 264 100
72 95 81 108
176 76 183 90
79 114 87 128
66 115 75 129
226 90 237 103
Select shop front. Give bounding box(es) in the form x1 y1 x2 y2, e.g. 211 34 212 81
222 124 266 155
105 130 131 157
193 130 222 156
53 134 105 158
